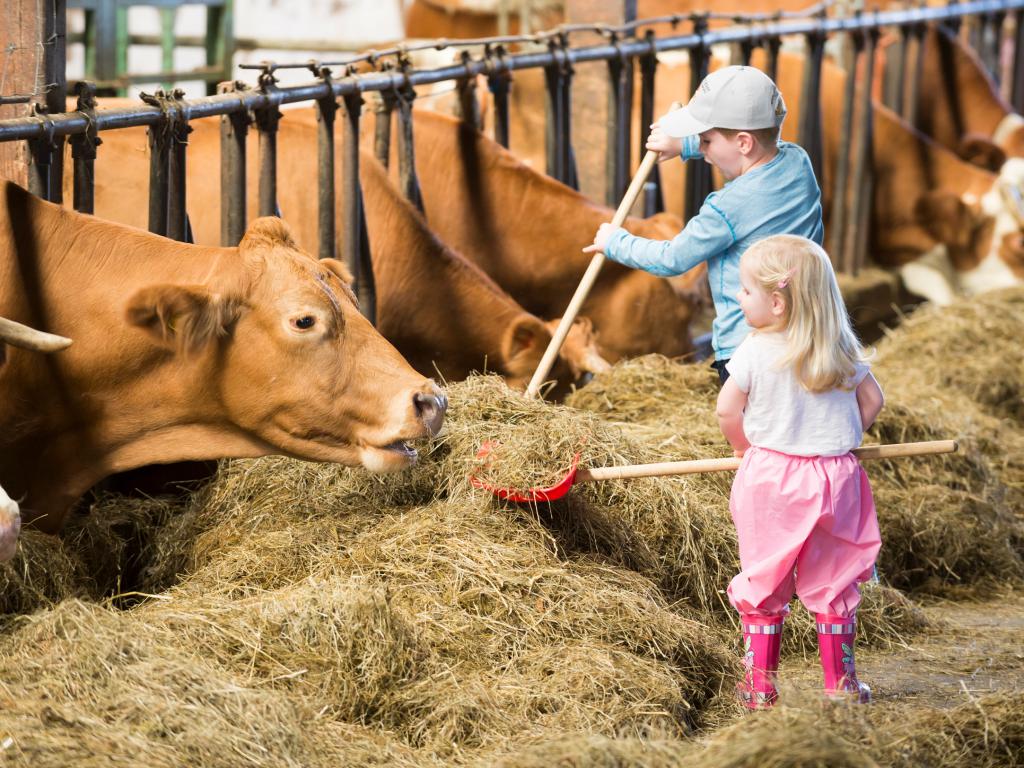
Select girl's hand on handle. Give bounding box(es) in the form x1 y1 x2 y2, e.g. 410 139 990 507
583 222 620 255
646 125 682 163
733 448 746 459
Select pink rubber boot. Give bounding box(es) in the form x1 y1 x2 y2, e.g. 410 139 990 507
737 614 784 709
816 614 871 703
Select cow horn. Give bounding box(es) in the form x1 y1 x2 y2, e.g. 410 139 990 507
0 317 72 352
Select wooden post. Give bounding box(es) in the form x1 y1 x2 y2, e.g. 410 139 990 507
0 0 47 189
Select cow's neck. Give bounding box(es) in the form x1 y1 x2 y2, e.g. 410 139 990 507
365 169 534 378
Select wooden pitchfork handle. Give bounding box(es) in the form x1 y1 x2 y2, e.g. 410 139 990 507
576 440 959 483
524 102 685 399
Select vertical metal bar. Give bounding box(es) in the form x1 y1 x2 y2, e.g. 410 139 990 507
904 23 926 128
559 53 578 191
544 40 567 183
829 31 861 272
71 82 99 215
883 23 908 114
968 13 984 58
373 84 396 169
27 116 54 202
218 81 249 246
356 185 377 326
341 90 361 272
147 109 169 237
1014 9 1024 112
395 81 425 213
44 0 67 204
798 28 825 186
455 52 481 131
639 35 663 216
487 61 512 148
254 73 281 218
846 29 877 276
341 90 376 324
606 40 632 207
981 13 1004 84
765 35 781 83
990 12 1007 88
685 14 711 222
166 91 190 243
942 0 962 36
316 68 339 262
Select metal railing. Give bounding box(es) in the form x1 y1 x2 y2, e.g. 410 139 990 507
3 0 1023 326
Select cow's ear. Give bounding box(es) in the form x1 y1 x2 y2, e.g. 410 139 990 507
958 134 1006 172
318 257 360 307
319 257 354 285
238 217 298 251
502 316 545 368
126 284 241 354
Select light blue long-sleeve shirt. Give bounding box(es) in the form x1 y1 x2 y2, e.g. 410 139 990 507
605 138 823 360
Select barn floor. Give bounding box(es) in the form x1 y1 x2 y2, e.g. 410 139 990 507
778 593 1024 709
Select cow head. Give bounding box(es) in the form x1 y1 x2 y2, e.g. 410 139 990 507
498 314 610 398
126 217 446 472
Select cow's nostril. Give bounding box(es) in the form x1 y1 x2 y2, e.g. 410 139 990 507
414 391 447 435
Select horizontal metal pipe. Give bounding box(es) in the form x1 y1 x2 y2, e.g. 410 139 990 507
3 0 1020 143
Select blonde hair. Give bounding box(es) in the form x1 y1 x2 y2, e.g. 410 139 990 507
742 235 866 393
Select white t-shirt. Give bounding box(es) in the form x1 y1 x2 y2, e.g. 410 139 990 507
725 332 870 457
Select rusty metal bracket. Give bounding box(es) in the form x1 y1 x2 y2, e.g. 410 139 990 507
70 81 102 214
27 104 58 201
484 43 512 148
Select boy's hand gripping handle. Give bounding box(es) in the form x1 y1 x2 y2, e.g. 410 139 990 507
524 102 684 399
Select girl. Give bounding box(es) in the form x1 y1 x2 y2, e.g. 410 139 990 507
716 234 884 709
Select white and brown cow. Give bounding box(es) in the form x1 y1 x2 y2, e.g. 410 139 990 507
1 181 446 532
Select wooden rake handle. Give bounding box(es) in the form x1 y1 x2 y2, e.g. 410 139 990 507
575 440 959 483
524 102 684 399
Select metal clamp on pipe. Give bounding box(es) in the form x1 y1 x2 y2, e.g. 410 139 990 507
27 105 57 201
456 49 482 131
484 43 512 148
70 81 102 214
544 32 575 187
606 33 633 206
253 65 284 218
393 56 425 213
639 30 664 217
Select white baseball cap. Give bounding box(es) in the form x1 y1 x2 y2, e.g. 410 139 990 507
658 65 787 138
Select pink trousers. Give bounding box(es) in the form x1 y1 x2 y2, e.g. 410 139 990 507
727 447 881 618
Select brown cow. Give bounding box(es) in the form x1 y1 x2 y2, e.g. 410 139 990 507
361 108 702 361
64 111 608 395
1 181 446 532
0 317 72 559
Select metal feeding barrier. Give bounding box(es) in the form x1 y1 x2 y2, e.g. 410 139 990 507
2 0 1024 329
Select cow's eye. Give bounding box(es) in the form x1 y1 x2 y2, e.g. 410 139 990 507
292 316 316 330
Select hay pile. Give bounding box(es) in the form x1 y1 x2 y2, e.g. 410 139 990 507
0 287 1021 765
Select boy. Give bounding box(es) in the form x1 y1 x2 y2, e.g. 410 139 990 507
584 65 823 382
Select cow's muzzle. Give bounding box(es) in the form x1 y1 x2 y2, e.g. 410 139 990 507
414 390 448 436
